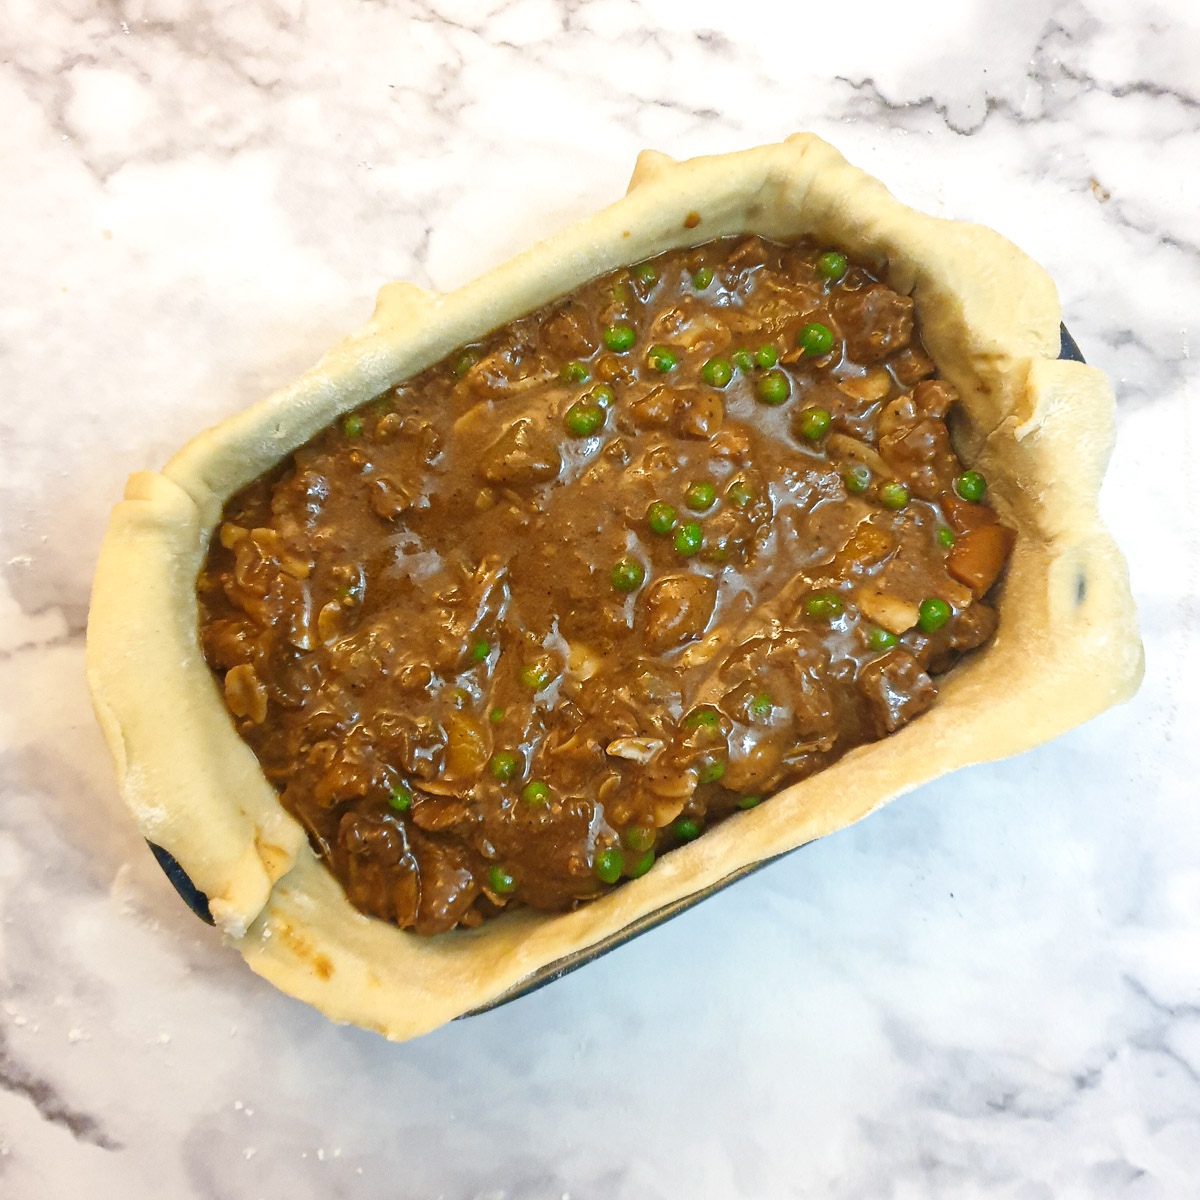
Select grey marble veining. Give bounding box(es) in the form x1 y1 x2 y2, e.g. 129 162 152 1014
1 0 1198 1196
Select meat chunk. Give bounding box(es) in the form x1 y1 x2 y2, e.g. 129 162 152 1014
879 417 952 499
477 419 562 486
338 810 409 865
540 303 597 359
834 284 913 362
947 602 999 653
925 602 1000 677
674 389 724 439
463 338 542 400
710 424 753 462
699 508 755 567
889 345 936 386
722 738 787 794
912 379 958 419
410 797 476 832
877 391 957 500
800 378 878 440
626 386 676 430
648 301 729 353
370 476 415 520
374 710 446 781
858 649 937 734
595 352 636 386
639 573 718 653
374 414 444 463
411 837 481 935
336 810 421 928
314 750 383 806
726 235 768 267
203 617 266 669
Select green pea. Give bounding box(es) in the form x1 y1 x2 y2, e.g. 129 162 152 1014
685 481 717 511
692 266 714 290
749 692 773 720
342 414 364 437
956 470 987 502
816 251 848 281
878 481 909 510
610 282 630 304
797 322 834 356
627 850 655 878
522 780 550 806
866 626 898 652
674 522 703 556
647 344 680 373
611 557 645 593
633 262 658 285
754 344 778 369
698 758 725 784
918 597 951 633
737 795 762 810
673 816 701 842
520 663 552 691
488 864 516 894
595 847 624 884
603 323 636 352
488 707 505 723
727 479 755 508
451 347 480 377
731 348 755 374
589 383 616 408
757 370 790 405
937 527 956 547
489 751 520 782
564 400 605 437
844 463 871 493
805 591 843 620
684 708 719 728
559 361 590 384
797 406 831 440
647 501 677 535
388 784 412 813
470 638 489 662
623 825 655 853
701 356 733 387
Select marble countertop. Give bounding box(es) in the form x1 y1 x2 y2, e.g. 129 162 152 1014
3 0 1198 1195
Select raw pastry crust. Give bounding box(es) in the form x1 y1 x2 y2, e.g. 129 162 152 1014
86 134 1142 1039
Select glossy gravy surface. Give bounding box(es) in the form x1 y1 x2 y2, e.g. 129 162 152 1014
198 236 1013 934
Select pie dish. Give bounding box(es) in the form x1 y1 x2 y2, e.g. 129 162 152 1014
198 232 1021 936
86 134 1142 1039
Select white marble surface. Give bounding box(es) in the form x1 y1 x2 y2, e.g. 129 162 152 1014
2 0 1198 1194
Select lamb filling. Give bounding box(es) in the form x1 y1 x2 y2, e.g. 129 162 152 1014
197 236 1014 934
